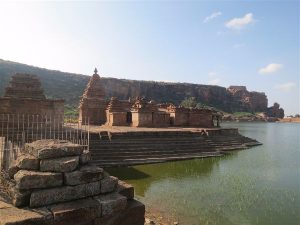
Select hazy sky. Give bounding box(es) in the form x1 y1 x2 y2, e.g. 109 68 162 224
0 1 299 115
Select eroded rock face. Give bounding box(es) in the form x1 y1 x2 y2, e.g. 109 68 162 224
267 102 284 118
102 80 269 113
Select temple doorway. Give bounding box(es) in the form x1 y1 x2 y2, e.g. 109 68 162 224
126 112 132 124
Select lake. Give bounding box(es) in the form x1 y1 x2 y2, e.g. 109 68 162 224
108 122 300 225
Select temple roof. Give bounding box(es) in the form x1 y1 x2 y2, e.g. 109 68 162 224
82 69 105 99
4 73 46 100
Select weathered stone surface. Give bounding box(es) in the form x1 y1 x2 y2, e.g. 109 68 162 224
94 193 127 217
16 154 40 170
25 140 84 159
0 205 53 225
10 187 31 207
100 175 118 194
117 180 134 200
79 150 91 164
40 156 79 172
0 200 12 209
64 165 103 186
14 170 63 190
30 181 101 207
8 165 20 179
267 102 285 119
48 198 101 225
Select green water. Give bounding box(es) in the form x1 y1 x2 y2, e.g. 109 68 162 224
107 122 300 225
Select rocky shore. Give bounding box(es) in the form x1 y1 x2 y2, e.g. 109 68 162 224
222 112 280 122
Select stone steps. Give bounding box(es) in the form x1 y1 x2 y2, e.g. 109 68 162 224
88 131 258 167
90 152 223 167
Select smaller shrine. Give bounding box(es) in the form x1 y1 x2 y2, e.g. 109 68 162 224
105 97 132 126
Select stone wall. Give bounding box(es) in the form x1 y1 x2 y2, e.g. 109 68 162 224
1 139 145 225
0 98 64 116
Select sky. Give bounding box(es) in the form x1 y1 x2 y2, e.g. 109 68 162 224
0 0 299 115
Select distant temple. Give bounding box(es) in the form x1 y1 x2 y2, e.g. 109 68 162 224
79 69 222 128
0 73 64 116
79 68 107 125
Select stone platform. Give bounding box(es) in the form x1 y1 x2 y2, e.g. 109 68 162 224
86 126 262 167
0 140 145 225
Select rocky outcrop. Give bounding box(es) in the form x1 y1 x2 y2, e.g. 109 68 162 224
266 103 284 118
102 81 268 113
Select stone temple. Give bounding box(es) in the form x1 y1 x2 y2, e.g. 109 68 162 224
79 68 106 125
0 73 64 116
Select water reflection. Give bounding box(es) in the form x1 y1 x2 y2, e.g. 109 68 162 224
108 154 237 197
107 123 300 225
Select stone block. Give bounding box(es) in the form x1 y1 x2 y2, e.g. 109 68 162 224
40 156 79 172
0 200 13 209
8 165 20 179
64 165 103 186
16 154 40 170
95 199 145 225
14 170 63 190
30 181 101 207
115 199 145 225
10 187 31 207
94 193 127 217
100 175 118 194
117 180 134 200
79 150 91 164
48 198 101 225
0 205 53 225
25 140 84 159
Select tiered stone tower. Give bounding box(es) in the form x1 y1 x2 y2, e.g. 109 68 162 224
4 74 46 100
79 68 107 125
0 73 64 116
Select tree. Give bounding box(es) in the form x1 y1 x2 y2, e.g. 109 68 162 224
180 97 197 108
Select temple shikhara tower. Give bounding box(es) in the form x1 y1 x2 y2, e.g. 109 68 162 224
79 68 106 125
0 73 64 116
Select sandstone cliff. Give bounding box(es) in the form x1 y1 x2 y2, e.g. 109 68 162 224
0 59 274 114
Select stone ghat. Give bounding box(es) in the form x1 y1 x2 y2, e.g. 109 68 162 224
88 128 262 167
0 140 145 225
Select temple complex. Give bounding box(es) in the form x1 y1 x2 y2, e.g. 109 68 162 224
79 68 107 125
80 69 222 128
0 73 64 117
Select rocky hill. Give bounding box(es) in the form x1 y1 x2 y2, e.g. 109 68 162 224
0 59 272 113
